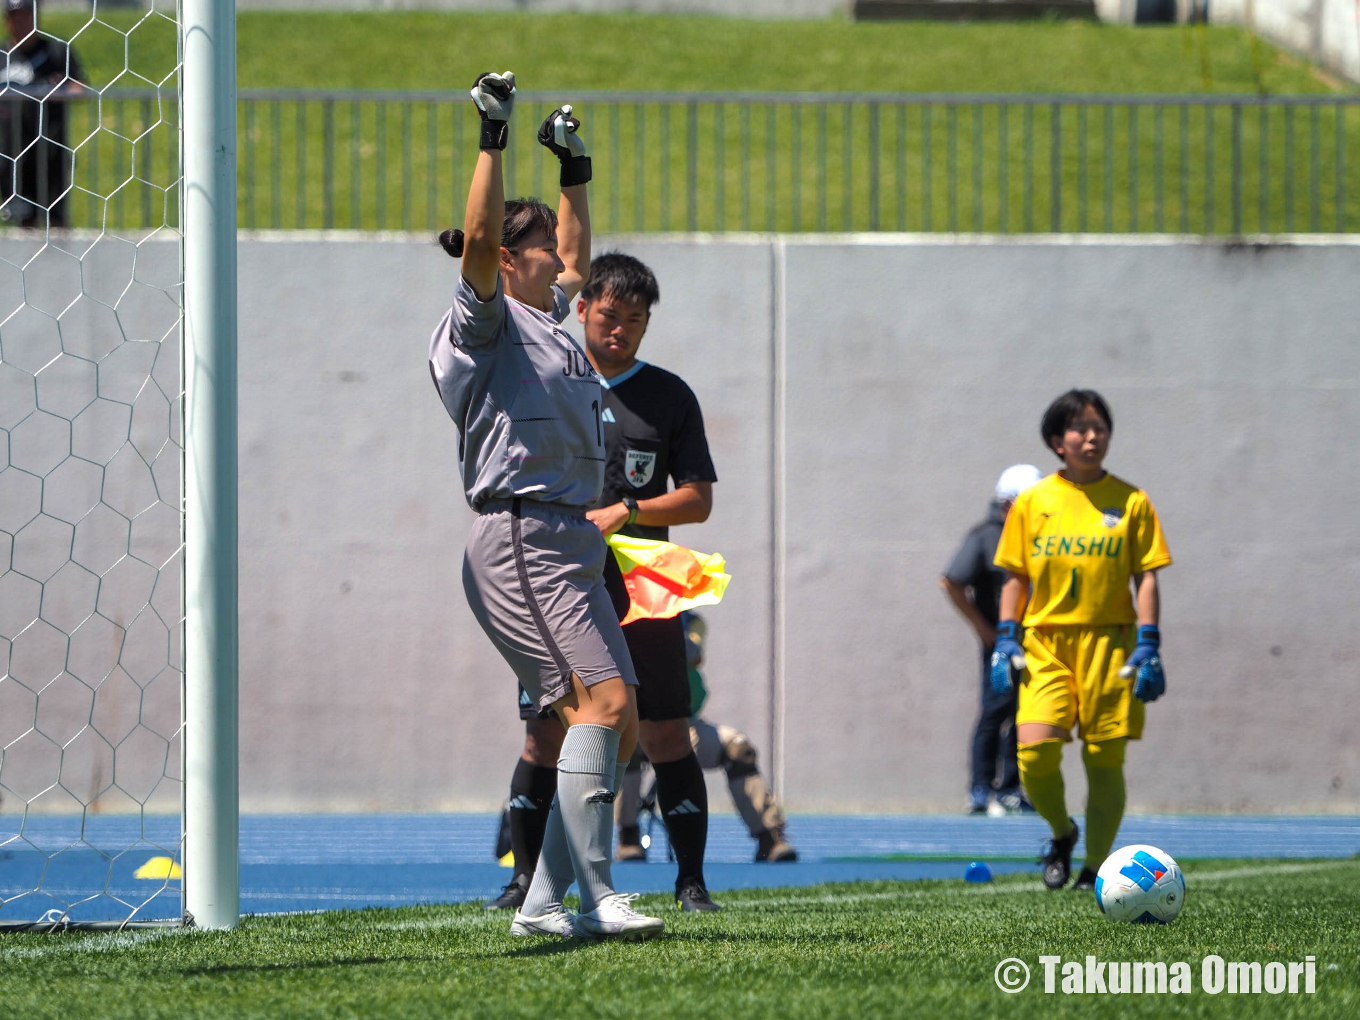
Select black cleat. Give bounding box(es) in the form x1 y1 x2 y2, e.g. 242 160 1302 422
675 879 722 912
1039 819 1080 890
1071 867 1098 892
484 872 530 911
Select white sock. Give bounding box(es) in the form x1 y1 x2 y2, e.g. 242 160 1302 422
554 723 621 915
520 793 574 918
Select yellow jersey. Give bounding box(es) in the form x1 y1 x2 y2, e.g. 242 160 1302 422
994 471 1171 628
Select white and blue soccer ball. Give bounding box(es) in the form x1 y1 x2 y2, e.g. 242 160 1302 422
1094 844 1185 924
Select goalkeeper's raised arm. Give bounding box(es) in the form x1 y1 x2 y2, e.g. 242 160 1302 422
458 71 516 302
538 104 592 301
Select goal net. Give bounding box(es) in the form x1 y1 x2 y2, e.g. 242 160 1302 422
0 1 197 929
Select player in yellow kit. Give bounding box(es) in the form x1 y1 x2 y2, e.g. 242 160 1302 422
991 389 1171 892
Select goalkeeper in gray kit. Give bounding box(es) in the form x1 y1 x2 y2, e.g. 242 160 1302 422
428 70 662 940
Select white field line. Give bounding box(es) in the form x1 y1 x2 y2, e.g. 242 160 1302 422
366 913 507 934
3 859 1353 959
740 859 1360 911
1186 860 1358 883
0 926 183 961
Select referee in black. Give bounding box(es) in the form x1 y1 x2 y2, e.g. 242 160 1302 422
488 252 722 913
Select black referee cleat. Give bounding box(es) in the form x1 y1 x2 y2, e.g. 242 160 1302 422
675 878 722 912
1071 867 1099 892
484 872 530 911
1039 819 1080 890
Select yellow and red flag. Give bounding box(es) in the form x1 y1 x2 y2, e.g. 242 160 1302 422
606 534 731 626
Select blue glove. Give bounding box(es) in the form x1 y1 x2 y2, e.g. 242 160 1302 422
989 621 1026 695
1119 625 1165 702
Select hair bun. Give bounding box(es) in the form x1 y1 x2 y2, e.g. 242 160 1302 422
438 228 464 258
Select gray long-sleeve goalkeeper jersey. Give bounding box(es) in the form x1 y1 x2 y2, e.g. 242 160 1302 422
428 274 606 512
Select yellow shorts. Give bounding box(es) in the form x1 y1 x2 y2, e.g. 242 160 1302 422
1017 625 1144 742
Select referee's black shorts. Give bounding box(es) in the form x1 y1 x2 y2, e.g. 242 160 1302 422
622 614 692 721
516 552 692 722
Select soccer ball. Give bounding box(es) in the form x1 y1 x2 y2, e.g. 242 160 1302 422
1094 844 1185 924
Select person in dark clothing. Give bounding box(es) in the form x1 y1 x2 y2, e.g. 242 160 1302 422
942 464 1042 815
2 0 86 229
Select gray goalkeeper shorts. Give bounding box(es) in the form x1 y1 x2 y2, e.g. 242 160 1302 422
463 497 637 710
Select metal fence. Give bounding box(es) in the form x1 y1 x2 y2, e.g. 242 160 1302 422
10 90 1360 234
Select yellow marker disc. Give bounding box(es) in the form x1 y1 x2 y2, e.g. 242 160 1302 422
498 851 515 868
133 856 183 880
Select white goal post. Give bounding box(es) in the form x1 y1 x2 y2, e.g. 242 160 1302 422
183 0 239 931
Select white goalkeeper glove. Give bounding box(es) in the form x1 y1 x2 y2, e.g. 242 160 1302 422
537 105 591 187
471 71 516 151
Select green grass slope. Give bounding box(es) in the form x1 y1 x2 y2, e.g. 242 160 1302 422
41 13 1351 95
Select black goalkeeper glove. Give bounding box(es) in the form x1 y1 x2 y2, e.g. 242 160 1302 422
470 71 516 151
537 105 591 187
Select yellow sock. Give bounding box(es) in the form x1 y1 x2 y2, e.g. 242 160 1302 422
1018 739 1071 839
1082 738 1127 871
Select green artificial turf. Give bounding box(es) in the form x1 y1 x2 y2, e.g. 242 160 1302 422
2 859 1356 1020
16 13 1360 234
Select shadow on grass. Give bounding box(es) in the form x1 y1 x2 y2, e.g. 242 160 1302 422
177 954 442 976
497 939 592 958
483 928 782 958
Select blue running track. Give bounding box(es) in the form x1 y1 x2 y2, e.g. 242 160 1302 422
2 813 1357 924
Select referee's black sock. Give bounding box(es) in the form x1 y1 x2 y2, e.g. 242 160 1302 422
654 752 709 890
509 759 558 882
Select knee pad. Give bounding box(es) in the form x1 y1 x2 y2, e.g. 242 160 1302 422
1082 738 1126 771
1017 738 1063 778
721 731 759 780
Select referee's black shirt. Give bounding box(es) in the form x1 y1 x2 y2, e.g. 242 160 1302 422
599 361 717 543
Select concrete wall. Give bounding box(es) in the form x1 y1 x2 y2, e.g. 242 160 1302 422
232 234 779 812
236 232 1360 813
3 233 1358 814
776 235 1360 813
0 234 184 817
1094 0 1360 85
1211 0 1360 84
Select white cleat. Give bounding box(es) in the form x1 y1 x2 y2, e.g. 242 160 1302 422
510 905 579 938
573 893 665 941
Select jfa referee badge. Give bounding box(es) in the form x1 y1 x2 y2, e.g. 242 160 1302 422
625 450 657 488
